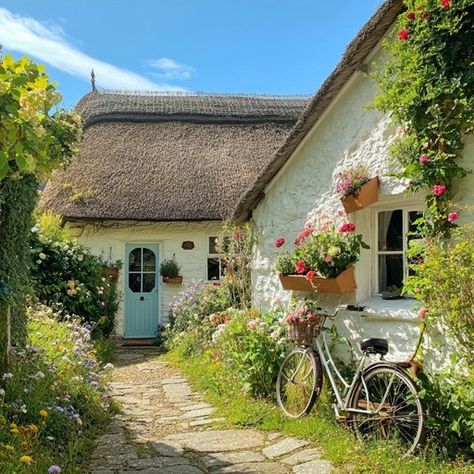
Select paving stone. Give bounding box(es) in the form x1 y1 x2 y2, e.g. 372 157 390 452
282 448 322 465
292 460 333 473
189 417 225 427
263 437 310 459
180 402 211 411
267 432 283 441
151 441 185 457
162 377 187 384
215 462 288 473
180 407 216 419
164 429 265 452
202 450 266 468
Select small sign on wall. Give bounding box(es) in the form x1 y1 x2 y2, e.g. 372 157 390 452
182 241 195 250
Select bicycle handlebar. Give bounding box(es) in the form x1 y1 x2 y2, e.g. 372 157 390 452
317 304 366 318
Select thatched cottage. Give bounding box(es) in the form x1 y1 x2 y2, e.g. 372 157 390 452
42 92 308 338
232 0 474 366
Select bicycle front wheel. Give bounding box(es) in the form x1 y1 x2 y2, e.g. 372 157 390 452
349 365 424 455
276 347 323 418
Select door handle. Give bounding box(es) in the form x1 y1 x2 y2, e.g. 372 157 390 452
140 296 144 301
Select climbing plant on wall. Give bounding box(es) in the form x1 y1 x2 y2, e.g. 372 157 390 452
371 0 474 237
0 53 81 365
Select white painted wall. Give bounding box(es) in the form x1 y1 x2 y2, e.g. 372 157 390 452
251 47 474 367
66 220 222 337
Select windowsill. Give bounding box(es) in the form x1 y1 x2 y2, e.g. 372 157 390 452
357 296 419 321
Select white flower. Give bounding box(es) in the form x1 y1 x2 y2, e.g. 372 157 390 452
33 371 45 380
103 363 114 371
31 226 39 233
2 373 13 380
0 388 5 396
36 259 42 264
77 255 83 261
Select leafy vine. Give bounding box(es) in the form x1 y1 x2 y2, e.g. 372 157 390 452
371 0 474 237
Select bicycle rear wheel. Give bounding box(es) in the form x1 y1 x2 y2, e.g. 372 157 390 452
349 365 424 455
276 347 323 418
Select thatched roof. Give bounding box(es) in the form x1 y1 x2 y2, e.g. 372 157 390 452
42 92 308 222
231 0 404 222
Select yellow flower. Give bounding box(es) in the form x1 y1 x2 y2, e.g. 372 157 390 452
39 409 48 418
5 444 14 451
28 424 38 433
49 384 56 392
10 426 19 434
19 455 33 463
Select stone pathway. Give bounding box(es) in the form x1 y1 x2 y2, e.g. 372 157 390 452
89 349 334 474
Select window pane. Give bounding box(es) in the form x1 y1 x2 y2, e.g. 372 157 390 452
209 237 218 254
378 254 404 292
207 257 220 281
143 273 155 292
129 273 141 292
143 248 156 271
129 248 142 271
378 210 403 251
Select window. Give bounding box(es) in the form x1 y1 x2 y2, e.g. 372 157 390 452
376 208 421 294
207 236 225 281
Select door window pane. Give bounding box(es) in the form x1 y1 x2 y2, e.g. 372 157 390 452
143 248 156 272
378 210 403 251
378 255 404 292
129 273 141 292
129 248 142 271
143 273 156 293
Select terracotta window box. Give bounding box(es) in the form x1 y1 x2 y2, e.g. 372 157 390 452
102 267 119 279
162 276 183 284
279 267 356 294
341 177 379 214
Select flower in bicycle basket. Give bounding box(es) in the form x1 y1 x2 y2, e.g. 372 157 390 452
295 260 308 274
284 315 296 324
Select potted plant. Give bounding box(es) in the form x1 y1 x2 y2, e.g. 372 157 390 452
274 213 369 294
160 258 182 284
335 165 379 213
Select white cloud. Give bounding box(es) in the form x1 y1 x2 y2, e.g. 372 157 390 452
0 7 186 91
147 57 195 80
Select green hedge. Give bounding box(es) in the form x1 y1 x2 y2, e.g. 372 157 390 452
0 175 38 363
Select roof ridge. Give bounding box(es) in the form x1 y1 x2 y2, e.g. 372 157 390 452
95 90 311 99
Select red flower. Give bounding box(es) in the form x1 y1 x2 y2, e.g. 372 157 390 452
418 308 427 319
275 237 285 248
338 223 356 233
407 11 416 20
433 184 447 197
285 315 296 324
294 227 314 247
224 316 231 323
419 154 430 165
441 0 450 9
448 212 459 223
399 28 409 41
305 270 316 281
295 260 308 274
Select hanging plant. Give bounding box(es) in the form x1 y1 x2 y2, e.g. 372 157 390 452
371 0 474 237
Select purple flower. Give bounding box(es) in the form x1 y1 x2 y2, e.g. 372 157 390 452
48 466 61 474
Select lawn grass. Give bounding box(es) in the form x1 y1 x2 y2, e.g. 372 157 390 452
164 349 472 474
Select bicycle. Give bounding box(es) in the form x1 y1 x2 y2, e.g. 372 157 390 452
276 305 424 455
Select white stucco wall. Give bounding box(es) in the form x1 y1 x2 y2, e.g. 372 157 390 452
65 220 223 337
251 46 474 367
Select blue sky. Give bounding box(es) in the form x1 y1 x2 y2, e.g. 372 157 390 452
0 1 384 108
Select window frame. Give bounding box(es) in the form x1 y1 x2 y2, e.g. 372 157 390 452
206 235 224 282
373 204 422 296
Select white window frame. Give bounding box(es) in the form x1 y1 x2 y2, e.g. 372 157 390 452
207 236 224 282
373 205 422 296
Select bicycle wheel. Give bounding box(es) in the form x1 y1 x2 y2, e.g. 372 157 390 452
276 347 323 418
349 365 424 455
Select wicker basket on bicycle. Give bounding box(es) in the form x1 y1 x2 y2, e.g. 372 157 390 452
287 316 324 346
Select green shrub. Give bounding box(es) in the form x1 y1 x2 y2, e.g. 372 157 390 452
213 308 289 397
160 259 180 278
30 225 118 336
0 304 113 473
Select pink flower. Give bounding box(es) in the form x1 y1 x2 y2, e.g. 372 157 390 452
305 270 316 281
433 185 447 197
448 212 459 223
247 319 258 330
336 209 346 218
324 255 333 264
399 28 409 41
285 315 296 324
418 308 427 319
339 223 356 233
270 330 280 340
419 154 430 165
275 237 285 248
295 260 308 274
294 227 314 247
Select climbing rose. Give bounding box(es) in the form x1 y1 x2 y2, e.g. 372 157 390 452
418 308 427 319
275 237 285 248
338 223 356 233
441 0 450 9
305 270 316 281
433 185 447 197
407 11 416 20
419 154 430 164
399 28 409 41
295 260 308 274
448 212 459 223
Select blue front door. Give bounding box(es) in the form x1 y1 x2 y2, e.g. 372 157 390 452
124 244 159 338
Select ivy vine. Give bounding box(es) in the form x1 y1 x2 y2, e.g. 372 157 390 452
371 0 474 237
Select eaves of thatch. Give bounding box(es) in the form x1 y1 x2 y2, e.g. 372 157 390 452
231 0 404 223
41 92 309 222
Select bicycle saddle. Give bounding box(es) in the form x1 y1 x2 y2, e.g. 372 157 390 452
360 337 389 356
